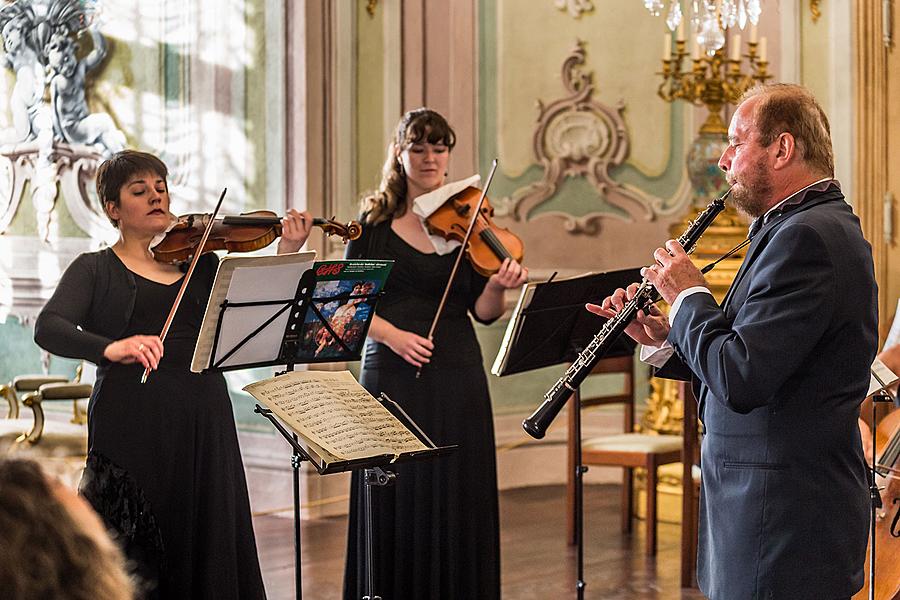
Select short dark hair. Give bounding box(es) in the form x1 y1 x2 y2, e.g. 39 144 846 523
96 150 168 228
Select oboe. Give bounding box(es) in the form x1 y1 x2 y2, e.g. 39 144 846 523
522 189 730 439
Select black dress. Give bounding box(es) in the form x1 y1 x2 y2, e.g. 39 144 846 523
34 251 266 599
343 223 501 600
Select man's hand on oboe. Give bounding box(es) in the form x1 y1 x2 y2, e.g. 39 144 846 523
642 239 706 304
586 282 670 347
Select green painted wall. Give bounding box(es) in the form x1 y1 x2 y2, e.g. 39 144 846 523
355 2 386 209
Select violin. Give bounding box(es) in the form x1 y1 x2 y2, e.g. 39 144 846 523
855 407 900 600
151 210 362 264
425 186 524 277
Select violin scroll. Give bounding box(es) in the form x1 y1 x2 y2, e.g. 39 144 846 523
314 217 362 242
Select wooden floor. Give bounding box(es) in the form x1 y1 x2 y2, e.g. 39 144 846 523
254 483 708 600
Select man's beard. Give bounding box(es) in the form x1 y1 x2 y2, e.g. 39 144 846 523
727 156 774 219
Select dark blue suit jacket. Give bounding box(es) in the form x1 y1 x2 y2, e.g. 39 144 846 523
660 182 877 600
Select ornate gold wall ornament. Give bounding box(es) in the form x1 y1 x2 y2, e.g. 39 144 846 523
554 0 595 19
502 41 655 235
810 0 822 23
366 0 378 18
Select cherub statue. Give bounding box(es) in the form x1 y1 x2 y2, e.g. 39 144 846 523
45 23 125 157
0 3 44 142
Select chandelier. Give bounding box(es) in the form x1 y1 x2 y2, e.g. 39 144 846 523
644 0 762 56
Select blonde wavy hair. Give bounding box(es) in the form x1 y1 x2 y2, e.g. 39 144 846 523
361 108 456 225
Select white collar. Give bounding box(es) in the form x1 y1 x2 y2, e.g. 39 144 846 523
410 175 482 255
762 177 834 220
749 177 835 234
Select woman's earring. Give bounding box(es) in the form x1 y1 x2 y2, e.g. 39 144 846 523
397 160 404 175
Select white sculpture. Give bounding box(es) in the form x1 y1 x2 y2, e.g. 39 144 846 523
46 23 125 157
0 0 123 242
0 4 44 142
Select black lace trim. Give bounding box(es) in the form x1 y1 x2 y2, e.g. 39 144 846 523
79 452 166 596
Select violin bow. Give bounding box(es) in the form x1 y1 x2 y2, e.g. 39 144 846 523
141 188 228 384
416 159 499 379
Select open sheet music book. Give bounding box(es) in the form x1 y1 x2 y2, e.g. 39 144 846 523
867 357 900 398
243 370 430 468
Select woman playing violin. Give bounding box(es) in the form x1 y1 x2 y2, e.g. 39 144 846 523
343 108 527 599
34 150 312 599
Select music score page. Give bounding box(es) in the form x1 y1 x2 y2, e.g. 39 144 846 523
243 370 428 465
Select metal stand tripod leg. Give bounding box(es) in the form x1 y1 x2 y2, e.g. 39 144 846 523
573 388 587 599
291 434 303 600
362 467 396 600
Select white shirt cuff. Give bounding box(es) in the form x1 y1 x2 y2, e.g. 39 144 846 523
668 286 714 325
640 342 675 368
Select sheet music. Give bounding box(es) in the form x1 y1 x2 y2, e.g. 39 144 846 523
243 370 428 463
867 357 900 398
191 252 316 373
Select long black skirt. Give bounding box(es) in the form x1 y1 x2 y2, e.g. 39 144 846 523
81 362 266 599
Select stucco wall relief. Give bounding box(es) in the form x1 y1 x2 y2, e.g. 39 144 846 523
499 41 659 235
0 0 123 242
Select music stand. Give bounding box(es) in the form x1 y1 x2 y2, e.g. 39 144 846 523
193 253 406 599
252 392 453 600
862 359 899 600
491 268 640 599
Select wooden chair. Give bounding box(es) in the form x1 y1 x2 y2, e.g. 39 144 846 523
566 355 683 556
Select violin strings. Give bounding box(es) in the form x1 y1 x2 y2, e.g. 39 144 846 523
221 216 279 226
881 428 900 469
479 228 512 261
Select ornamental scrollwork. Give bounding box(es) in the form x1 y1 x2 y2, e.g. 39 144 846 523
500 40 657 234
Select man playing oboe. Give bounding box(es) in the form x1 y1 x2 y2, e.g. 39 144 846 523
590 83 877 600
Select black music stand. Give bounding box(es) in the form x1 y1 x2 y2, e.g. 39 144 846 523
863 360 899 600
193 254 409 600
492 268 640 600
253 394 453 600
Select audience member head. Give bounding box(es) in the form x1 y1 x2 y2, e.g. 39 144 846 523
0 458 134 600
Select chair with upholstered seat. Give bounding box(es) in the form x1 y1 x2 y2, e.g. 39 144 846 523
1 364 91 459
6 369 92 489
1 373 70 450
566 355 683 556
3 374 69 419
